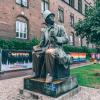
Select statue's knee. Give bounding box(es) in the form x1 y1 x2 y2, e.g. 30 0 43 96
32 51 35 54
45 50 53 55
46 49 55 55
45 51 51 56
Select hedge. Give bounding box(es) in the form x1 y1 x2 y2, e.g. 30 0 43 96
0 38 98 53
0 38 39 50
63 45 97 53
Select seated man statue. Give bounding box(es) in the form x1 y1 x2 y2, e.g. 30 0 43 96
32 10 70 83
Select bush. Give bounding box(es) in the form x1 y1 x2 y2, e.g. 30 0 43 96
0 38 39 50
63 45 97 53
0 38 97 53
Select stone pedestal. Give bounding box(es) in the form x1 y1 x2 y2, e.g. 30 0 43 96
20 86 81 100
24 76 78 98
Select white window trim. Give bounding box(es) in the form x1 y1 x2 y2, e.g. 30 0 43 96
41 0 49 13
69 35 74 45
70 14 74 27
16 0 28 7
16 21 28 39
58 8 64 23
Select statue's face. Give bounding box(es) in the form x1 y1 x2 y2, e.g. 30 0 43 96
45 14 55 25
49 15 55 22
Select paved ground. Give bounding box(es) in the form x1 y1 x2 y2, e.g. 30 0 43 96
0 76 100 100
0 62 99 100
0 69 32 80
70 62 94 69
0 62 93 80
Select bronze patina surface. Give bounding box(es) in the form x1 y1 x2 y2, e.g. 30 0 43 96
23 10 78 98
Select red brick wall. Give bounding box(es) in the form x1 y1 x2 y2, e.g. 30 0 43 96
0 0 42 40
0 0 93 47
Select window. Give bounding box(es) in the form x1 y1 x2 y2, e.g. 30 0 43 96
72 32 75 45
69 32 75 45
69 0 75 8
69 35 74 45
41 0 49 13
58 7 64 23
62 0 69 4
70 14 74 27
79 37 83 46
79 37 81 45
16 17 28 39
16 0 21 4
81 38 83 46
16 0 28 7
78 0 82 13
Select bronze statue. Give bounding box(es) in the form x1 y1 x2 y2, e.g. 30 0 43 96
32 10 70 83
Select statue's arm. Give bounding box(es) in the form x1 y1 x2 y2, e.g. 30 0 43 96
39 31 45 47
56 26 69 44
33 30 45 51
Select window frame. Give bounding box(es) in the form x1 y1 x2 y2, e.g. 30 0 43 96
70 14 74 27
16 20 28 39
69 0 75 8
69 35 74 45
16 0 28 8
78 0 82 13
41 0 49 13
58 7 64 23
69 32 75 46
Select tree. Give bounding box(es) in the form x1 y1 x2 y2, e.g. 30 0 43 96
75 0 100 45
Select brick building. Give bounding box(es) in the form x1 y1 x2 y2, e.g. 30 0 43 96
0 0 95 47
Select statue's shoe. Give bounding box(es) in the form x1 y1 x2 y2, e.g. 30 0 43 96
32 72 37 78
32 72 41 78
45 73 53 83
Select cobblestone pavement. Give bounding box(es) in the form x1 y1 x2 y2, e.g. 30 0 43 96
0 76 100 100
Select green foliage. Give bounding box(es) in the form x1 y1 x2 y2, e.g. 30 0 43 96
0 39 9 49
74 1 100 45
31 38 40 46
0 38 39 50
63 45 97 53
71 64 100 88
0 38 98 53
96 0 100 8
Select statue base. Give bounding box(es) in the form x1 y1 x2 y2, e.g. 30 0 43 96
24 76 78 97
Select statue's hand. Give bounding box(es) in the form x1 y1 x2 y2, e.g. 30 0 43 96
51 35 57 42
50 29 57 42
50 37 55 43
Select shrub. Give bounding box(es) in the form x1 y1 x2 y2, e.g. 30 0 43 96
0 38 97 53
0 38 39 50
63 45 97 53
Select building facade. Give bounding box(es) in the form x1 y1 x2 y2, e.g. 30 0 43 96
0 0 95 47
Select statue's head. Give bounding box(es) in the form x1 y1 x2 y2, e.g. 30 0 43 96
43 10 55 25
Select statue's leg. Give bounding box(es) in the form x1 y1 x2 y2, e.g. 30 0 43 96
32 52 41 77
45 49 56 82
39 52 46 78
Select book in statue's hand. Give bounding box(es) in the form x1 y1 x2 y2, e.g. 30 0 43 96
33 45 42 52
